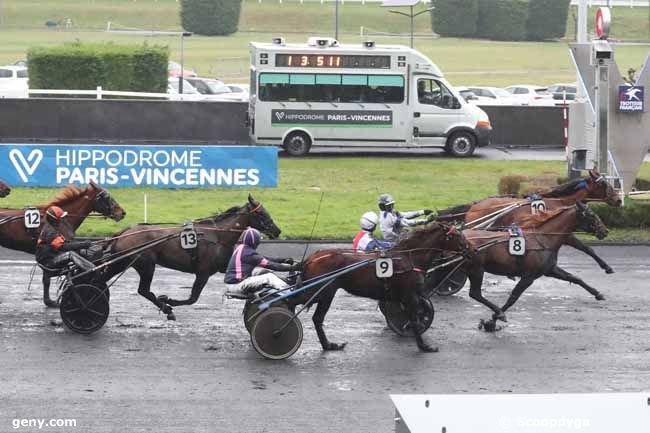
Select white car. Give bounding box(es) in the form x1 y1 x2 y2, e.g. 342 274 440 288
225 83 249 101
455 86 493 104
505 85 554 106
467 86 521 106
0 66 28 98
185 77 245 101
167 78 205 101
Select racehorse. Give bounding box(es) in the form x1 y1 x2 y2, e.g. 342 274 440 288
460 203 609 332
102 195 281 319
291 222 463 353
0 180 10 198
436 170 620 297
0 182 126 306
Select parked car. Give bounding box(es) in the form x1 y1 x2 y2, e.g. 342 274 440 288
547 83 577 101
185 77 246 101
455 86 487 104
167 78 204 101
505 85 554 106
225 83 249 100
0 66 29 98
466 86 521 105
168 61 197 78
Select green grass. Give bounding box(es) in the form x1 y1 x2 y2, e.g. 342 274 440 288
3 159 650 240
1 2 650 86
0 158 588 238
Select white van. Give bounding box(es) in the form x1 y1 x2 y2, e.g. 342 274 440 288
248 37 491 157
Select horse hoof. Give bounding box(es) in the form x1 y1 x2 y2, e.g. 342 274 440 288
480 319 497 332
595 293 606 301
605 267 614 274
494 312 507 322
167 312 176 321
420 344 439 353
325 342 346 351
44 300 59 308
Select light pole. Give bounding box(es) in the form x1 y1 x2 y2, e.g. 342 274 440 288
179 31 192 95
382 0 433 49
335 0 339 40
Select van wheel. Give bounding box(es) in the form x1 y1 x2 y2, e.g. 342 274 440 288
445 131 476 157
283 132 311 156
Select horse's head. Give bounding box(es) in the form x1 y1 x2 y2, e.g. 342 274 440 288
586 169 622 207
242 194 281 239
0 179 11 198
575 202 608 240
88 181 126 221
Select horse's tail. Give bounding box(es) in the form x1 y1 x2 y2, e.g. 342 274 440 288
436 203 472 222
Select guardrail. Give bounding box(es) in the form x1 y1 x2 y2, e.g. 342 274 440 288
28 87 169 100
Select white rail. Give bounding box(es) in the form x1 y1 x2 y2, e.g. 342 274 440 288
29 86 169 100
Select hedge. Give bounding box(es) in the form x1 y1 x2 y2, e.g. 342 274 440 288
477 0 529 41
27 42 168 94
526 0 571 41
181 0 242 36
431 0 479 38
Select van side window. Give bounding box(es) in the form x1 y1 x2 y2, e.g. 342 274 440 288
417 79 458 109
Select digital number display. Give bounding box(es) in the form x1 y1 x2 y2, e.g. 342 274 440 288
275 54 390 69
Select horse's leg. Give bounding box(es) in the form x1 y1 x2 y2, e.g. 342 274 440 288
165 273 210 306
544 265 605 300
134 262 176 320
563 235 614 274
42 273 58 308
312 288 346 351
499 277 536 314
467 269 505 320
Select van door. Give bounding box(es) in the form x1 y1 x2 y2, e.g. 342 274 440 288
411 77 463 146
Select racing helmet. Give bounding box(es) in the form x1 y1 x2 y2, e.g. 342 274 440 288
360 212 379 231
377 194 395 211
46 206 68 224
240 227 262 248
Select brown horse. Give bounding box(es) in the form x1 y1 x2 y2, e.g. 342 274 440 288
287 222 463 353
0 179 10 198
437 170 620 277
460 203 609 332
0 182 126 306
102 195 281 319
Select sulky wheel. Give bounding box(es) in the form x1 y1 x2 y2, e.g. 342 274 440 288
250 307 303 360
432 267 468 297
59 283 110 334
382 296 434 337
243 299 293 333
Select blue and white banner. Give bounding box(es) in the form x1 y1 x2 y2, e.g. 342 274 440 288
618 85 644 113
0 144 277 188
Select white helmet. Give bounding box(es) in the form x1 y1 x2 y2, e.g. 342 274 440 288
360 211 379 231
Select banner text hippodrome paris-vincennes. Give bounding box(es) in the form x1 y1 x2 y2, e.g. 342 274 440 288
0 144 277 188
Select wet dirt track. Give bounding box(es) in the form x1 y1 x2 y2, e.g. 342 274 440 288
1 245 649 433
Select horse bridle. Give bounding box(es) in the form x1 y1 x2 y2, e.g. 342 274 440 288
92 189 115 216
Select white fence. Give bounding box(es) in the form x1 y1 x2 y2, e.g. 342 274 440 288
29 87 169 100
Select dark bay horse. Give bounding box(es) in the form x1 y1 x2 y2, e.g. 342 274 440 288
0 180 10 198
461 203 609 332
290 222 463 353
0 182 125 306
102 195 281 319
438 170 621 276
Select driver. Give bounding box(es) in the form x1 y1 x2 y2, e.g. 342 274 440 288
377 194 436 243
225 227 301 297
353 212 393 252
35 206 95 273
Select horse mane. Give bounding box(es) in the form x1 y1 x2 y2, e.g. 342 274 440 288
436 203 473 220
394 222 446 250
210 205 244 222
538 178 586 198
516 207 568 228
41 185 90 207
